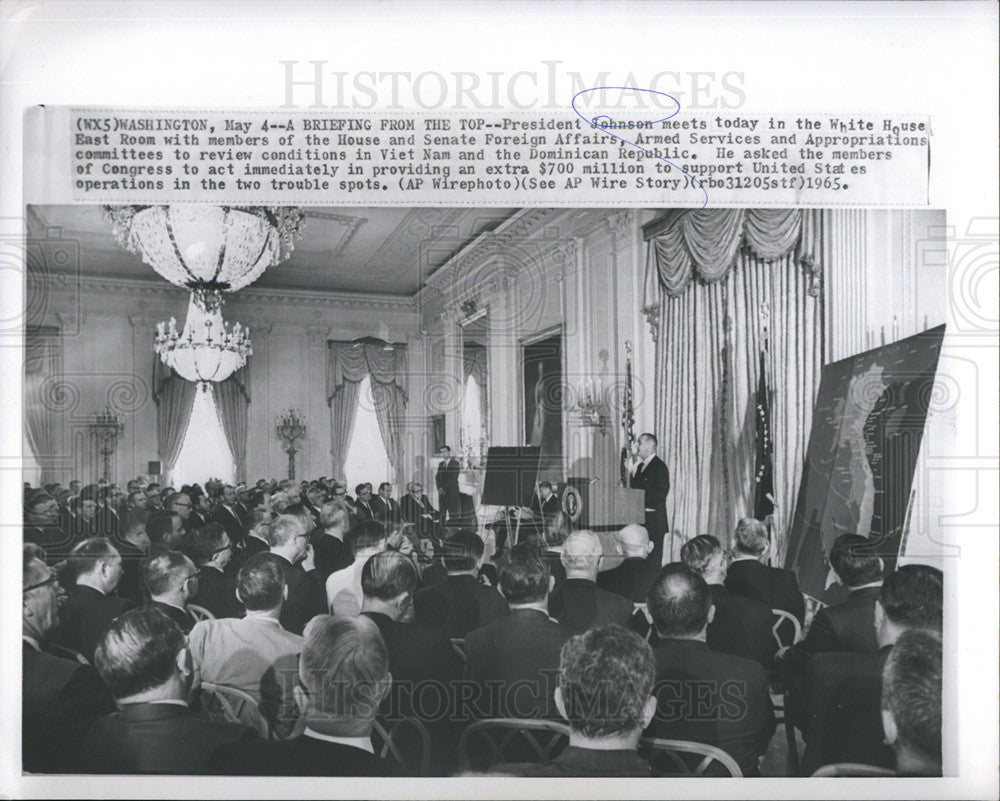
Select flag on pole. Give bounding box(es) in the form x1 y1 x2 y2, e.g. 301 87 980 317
753 345 775 520
620 340 636 487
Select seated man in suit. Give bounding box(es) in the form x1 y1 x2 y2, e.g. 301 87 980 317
531 481 562 520
266 514 328 636
538 511 571 587
680 534 775 670
725 517 805 624
238 507 272 565
414 530 508 638
549 530 634 634
371 482 402 527
798 563 943 774
114 510 151 604
84 606 254 773
645 563 775 776
23 546 114 773
401 480 438 538
494 625 657 777
204 615 400 776
309 502 353 582
55 537 136 661
208 483 248 550
881 629 942 777
464 542 574 720
188 553 303 738
359 551 462 721
142 550 201 634
353 482 377 522
326 519 388 617
187 523 243 619
146 510 183 550
597 523 661 603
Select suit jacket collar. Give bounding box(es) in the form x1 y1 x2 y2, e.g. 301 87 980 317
117 701 190 722
551 745 650 775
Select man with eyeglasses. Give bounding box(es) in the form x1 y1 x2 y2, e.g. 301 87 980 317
188 523 242 619
143 550 201 634
266 514 327 636
168 492 194 526
22 545 114 772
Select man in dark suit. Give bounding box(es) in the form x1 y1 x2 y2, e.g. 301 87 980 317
798 563 943 774
23 489 72 557
464 542 574 720
882 629 942 776
360 551 463 720
353 482 377 522
435 445 462 522
681 534 776 669
208 483 248 549
414 530 508 638
187 523 243 619
167 491 197 535
203 615 399 776
645 563 776 776
54 537 136 662
493 625 657 777
237 507 272 566
371 481 402 527
23 546 115 772
597 523 661 603
143 550 201 634
401 480 438 538
267 513 328 636
549 531 634 634
114 510 151 604
531 481 562 519
84 606 254 773
309 502 353 582
725 517 805 624
627 433 670 562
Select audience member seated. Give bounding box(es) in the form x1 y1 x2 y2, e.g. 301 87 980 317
84 606 255 773
54 537 136 662
326 519 387 617
402 480 438 538
143 550 201 634
645 563 776 776
360 551 462 721
239 507 272 564
784 534 883 674
464 542 574 720
114 510 151 604
371 481 402 526
23 546 114 772
24 489 71 554
549 531 634 634
186 523 243 619
798 563 943 774
187 553 303 738
147 510 183 551
266 513 328 635
596 523 661 603
881 629 942 777
493 625 657 777
203 616 400 776
539 511 571 587
353 482 377 521
725 518 805 624
414 530 508 638
309 502 353 582
681 534 775 669
208 483 248 549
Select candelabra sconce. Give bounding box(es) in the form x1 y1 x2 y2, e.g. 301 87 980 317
276 409 306 480
90 406 124 482
572 382 607 433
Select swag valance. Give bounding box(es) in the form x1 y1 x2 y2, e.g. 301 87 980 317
326 341 408 405
644 209 819 297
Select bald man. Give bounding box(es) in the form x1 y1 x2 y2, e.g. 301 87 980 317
597 524 661 603
549 531 634 634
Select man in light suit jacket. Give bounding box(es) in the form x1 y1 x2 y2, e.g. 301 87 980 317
628 433 670 562
188 553 303 738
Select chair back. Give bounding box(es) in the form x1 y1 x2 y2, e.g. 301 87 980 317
639 736 743 777
188 603 215 622
771 608 802 650
811 762 896 777
372 716 431 776
47 643 90 665
450 638 467 665
633 602 655 641
200 681 270 739
457 718 571 773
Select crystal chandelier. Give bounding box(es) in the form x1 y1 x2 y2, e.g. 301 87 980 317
155 295 252 389
105 204 303 311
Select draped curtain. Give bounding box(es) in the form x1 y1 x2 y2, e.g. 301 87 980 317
463 342 489 431
326 342 408 483
152 356 197 482
211 363 251 483
645 209 823 564
24 326 61 484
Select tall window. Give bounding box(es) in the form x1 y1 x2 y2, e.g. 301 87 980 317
461 373 484 466
343 375 391 493
172 389 235 487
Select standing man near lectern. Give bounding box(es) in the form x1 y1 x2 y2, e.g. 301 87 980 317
435 446 462 524
629 433 670 562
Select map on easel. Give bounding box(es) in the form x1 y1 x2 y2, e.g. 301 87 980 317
786 325 946 603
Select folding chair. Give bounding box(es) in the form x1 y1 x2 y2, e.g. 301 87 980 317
200 681 271 740
639 737 743 777
188 603 215 622
457 718 571 773
373 716 432 776
771 606 804 776
450 638 467 666
811 762 896 777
